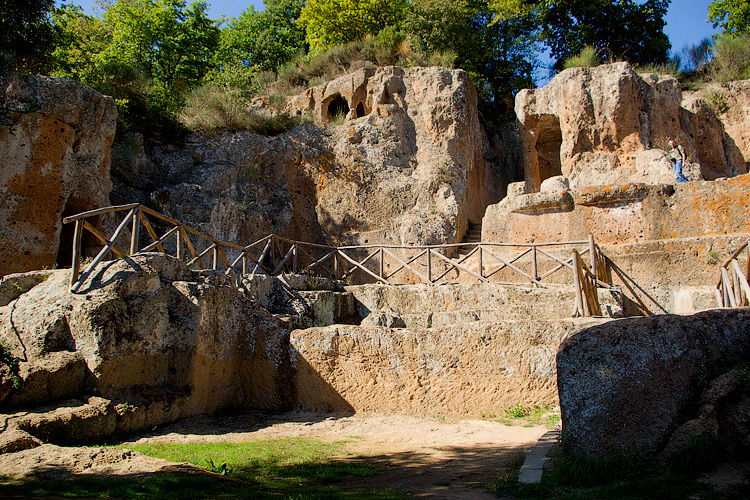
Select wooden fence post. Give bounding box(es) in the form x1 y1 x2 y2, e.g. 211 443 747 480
572 249 583 317
379 247 384 281
531 245 538 282
130 206 140 256
426 248 432 283
479 244 484 279
70 220 84 287
176 226 184 261
589 234 597 279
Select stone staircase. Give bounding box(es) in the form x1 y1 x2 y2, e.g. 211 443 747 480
456 221 482 261
347 282 623 328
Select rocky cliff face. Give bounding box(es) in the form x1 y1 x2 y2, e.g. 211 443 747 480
0 254 294 448
690 80 750 170
0 74 116 276
113 67 505 251
515 62 747 192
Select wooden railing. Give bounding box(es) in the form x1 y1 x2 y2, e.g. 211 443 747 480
571 235 610 317
63 204 611 310
715 239 750 308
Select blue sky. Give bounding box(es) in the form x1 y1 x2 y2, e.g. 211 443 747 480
58 0 720 73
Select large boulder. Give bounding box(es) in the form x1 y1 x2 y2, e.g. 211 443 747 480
0 74 117 276
556 309 750 459
0 254 294 441
515 62 746 192
113 67 504 254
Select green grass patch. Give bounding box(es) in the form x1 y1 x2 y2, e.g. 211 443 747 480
482 404 560 428
0 438 404 500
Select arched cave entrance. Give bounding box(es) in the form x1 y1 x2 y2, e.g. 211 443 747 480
56 197 100 269
326 94 350 123
535 114 563 186
355 102 367 118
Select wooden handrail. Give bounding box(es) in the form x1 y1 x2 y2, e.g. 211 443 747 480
715 239 750 308
63 204 612 296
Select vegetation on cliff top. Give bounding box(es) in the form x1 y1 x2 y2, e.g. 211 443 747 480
1 0 748 135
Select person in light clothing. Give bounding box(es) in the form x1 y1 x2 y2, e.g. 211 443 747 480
668 138 689 183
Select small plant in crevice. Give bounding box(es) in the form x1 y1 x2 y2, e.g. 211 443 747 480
704 88 730 115
563 46 601 70
1 341 23 390
328 110 347 127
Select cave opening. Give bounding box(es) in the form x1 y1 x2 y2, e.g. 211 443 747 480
535 114 563 187
355 102 366 118
327 94 350 123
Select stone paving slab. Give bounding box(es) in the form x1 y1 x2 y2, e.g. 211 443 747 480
518 429 559 484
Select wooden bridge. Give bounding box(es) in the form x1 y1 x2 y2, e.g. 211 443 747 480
63 203 612 316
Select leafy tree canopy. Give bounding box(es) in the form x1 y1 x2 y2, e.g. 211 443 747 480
101 0 220 97
300 0 409 52
217 0 306 73
541 0 671 70
709 0 750 33
0 0 58 72
407 0 539 117
490 0 671 71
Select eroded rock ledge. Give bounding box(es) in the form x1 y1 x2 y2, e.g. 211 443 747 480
0 254 294 451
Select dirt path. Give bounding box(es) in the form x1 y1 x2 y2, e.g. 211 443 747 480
120 411 548 499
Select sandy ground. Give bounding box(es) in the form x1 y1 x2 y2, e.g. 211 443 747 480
0 411 547 498
117 410 549 499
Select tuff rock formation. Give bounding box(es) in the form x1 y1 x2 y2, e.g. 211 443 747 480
690 80 750 169
515 62 746 192
0 74 117 276
292 282 623 415
0 253 294 450
113 66 505 253
556 308 750 459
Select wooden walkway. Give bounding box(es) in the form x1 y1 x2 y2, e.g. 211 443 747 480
63 203 610 316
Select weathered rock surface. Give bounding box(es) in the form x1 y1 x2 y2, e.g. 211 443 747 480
113 67 506 256
515 62 746 192
0 73 117 276
690 80 750 170
482 174 750 313
293 318 605 416
557 308 750 459
241 273 358 328
0 443 207 479
347 282 623 327
484 175 750 246
663 368 750 457
0 254 294 446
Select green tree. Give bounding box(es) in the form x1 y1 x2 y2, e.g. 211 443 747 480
407 0 539 117
216 0 306 74
0 0 58 72
101 0 220 105
709 0 750 33
540 0 672 70
51 5 110 84
300 0 409 51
